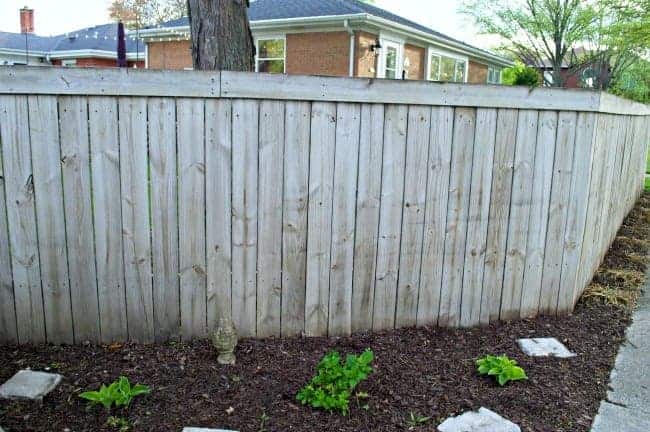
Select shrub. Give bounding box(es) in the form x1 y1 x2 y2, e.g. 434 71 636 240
79 376 150 410
476 354 527 386
296 348 374 415
502 62 542 87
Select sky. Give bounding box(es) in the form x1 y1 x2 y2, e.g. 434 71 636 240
0 0 497 49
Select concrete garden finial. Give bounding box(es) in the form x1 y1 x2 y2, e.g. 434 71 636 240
212 318 238 365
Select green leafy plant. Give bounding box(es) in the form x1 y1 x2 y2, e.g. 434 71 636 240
476 354 528 386
405 411 431 428
79 376 150 410
502 62 542 87
106 416 131 431
296 348 374 415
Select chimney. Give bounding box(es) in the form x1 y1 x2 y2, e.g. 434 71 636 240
20 6 34 34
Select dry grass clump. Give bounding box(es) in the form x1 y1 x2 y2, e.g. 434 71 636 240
582 283 640 307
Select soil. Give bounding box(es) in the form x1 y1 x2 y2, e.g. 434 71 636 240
1 193 648 432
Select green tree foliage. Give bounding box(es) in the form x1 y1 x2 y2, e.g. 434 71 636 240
502 61 542 86
609 59 650 104
109 0 186 28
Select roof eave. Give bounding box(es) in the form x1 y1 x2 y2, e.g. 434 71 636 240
48 49 145 61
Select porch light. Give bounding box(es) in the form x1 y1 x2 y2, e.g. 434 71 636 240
370 39 382 53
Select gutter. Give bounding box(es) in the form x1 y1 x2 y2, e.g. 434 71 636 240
344 19 355 77
48 49 145 61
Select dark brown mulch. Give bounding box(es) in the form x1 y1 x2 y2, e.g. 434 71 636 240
1 193 648 432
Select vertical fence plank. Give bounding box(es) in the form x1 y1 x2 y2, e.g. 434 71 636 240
559 112 597 311
0 95 45 343
328 103 361 336
29 95 73 344
417 107 454 326
89 96 127 342
519 111 557 318
305 102 336 336
373 104 408 331
460 108 496 327
439 107 475 327
148 97 180 341
351 104 384 333
257 100 285 337
500 110 538 320
205 99 232 329
59 96 100 343
232 99 259 338
0 112 17 344
177 98 207 339
482 109 518 324
118 97 154 342
281 101 311 336
395 105 431 328
539 111 577 315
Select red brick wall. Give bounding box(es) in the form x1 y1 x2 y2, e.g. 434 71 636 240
354 31 378 78
404 44 425 80
147 40 192 70
286 32 350 76
468 61 488 84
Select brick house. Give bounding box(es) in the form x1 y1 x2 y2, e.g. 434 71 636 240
140 0 511 83
0 7 144 68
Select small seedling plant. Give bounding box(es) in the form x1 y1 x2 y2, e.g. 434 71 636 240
296 348 374 415
476 354 527 386
79 376 150 410
405 412 431 428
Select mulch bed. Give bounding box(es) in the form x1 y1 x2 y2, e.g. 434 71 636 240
1 193 648 432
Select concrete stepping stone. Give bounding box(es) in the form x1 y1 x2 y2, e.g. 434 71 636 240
183 428 238 432
517 337 576 358
438 407 520 432
0 370 63 401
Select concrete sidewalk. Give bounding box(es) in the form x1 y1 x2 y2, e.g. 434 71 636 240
591 271 650 432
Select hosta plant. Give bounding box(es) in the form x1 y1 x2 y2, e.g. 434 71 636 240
79 376 150 410
296 348 374 415
476 354 527 386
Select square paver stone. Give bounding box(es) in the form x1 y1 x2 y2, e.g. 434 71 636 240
517 337 576 358
438 407 520 432
183 429 238 432
0 370 63 401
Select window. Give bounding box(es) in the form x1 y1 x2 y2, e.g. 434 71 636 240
256 37 285 74
379 39 403 79
428 50 467 83
62 59 77 67
488 66 502 84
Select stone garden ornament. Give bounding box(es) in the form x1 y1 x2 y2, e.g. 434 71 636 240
212 318 238 365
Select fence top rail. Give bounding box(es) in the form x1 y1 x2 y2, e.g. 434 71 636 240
1 66 648 115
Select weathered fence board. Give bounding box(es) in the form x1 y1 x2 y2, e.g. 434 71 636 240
395 105 431 328
351 103 384 332
148 97 180 341
373 104 408 331
417 107 454 326
1 95 46 344
305 102 336 337
1 69 648 344
257 100 285 337
178 98 207 339
29 95 73 344
119 97 154 343
59 96 101 343
281 101 311 336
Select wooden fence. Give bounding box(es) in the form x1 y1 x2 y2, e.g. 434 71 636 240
0 67 648 344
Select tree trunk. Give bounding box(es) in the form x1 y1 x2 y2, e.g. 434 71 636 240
187 0 254 71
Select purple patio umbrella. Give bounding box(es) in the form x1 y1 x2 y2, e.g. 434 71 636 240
117 21 127 67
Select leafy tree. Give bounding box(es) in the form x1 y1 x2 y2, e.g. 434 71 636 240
502 62 542 86
109 0 186 28
609 59 650 104
460 0 599 87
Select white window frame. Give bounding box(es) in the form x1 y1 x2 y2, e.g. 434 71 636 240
254 35 286 74
487 65 502 84
61 59 77 67
426 47 468 83
378 37 404 79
